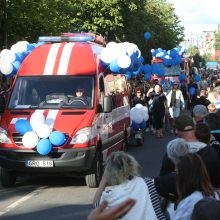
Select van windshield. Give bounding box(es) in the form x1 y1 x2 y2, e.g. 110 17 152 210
8 76 95 109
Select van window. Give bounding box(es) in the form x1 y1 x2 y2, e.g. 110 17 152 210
104 74 129 108
8 76 94 109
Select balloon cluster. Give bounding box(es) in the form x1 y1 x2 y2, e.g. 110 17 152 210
0 41 43 77
130 104 149 131
151 46 186 68
100 42 144 80
141 46 187 81
15 112 66 155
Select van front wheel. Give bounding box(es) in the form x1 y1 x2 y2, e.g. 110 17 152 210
85 150 103 188
0 167 17 187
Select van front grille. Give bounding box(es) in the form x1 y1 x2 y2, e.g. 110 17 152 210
12 133 23 146
12 133 69 147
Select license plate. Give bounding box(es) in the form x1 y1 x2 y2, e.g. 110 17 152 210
25 160 53 168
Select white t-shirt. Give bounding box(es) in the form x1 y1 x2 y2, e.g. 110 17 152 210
99 176 157 220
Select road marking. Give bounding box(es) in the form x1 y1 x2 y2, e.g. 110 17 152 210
0 186 46 217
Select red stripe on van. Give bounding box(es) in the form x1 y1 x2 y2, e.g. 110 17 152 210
66 43 97 75
18 44 52 76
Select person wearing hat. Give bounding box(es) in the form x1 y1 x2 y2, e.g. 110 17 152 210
166 80 185 133
160 114 220 188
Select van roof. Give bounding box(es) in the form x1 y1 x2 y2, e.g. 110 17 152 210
18 42 104 76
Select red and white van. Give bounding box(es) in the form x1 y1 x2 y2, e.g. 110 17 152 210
0 34 131 187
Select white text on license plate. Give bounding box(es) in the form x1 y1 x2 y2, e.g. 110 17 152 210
25 160 53 168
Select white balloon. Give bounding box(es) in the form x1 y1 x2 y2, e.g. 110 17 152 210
35 123 51 139
22 131 39 149
10 44 23 53
30 112 45 132
100 48 117 64
130 107 144 124
151 49 155 53
0 61 13 75
125 45 134 56
137 49 141 58
30 112 45 124
117 55 131 69
129 43 138 52
16 41 28 52
135 104 144 109
0 49 16 63
156 52 164 58
106 42 118 49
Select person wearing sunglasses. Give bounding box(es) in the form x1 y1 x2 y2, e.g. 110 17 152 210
69 87 90 106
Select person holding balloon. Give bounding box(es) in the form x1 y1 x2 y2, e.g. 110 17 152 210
188 77 199 110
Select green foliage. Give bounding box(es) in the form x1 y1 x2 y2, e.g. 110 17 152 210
193 53 206 68
214 30 220 50
1 0 184 63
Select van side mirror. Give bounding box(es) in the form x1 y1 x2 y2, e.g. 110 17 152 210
103 96 112 113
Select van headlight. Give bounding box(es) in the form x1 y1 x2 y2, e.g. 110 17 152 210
0 127 12 144
70 127 92 144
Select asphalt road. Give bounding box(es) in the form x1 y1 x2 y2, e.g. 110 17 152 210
0 132 174 220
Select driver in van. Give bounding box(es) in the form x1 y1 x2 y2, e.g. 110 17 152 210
69 87 91 106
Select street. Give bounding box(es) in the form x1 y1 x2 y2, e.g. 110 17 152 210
0 132 174 220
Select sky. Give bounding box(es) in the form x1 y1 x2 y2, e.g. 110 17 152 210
166 0 220 40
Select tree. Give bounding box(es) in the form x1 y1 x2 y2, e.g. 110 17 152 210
214 30 220 50
1 0 184 62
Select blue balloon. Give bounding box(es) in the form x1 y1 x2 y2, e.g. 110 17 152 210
189 87 196 96
158 67 165 76
15 119 32 135
170 49 178 58
144 73 151 81
152 63 160 74
110 60 120 73
144 32 151 40
194 74 201 82
15 52 24 62
12 61 21 73
49 131 66 146
131 121 140 131
138 56 144 63
151 49 157 57
179 73 186 81
23 50 32 58
37 139 52 155
143 64 152 74
140 121 147 129
132 67 141 76
125 72 132 80
27 44 36 51
174 55 182 65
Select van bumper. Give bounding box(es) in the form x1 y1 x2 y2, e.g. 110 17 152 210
0 146 96 175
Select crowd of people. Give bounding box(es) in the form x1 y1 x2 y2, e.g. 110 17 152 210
88 71 220 220
130 72 220 137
